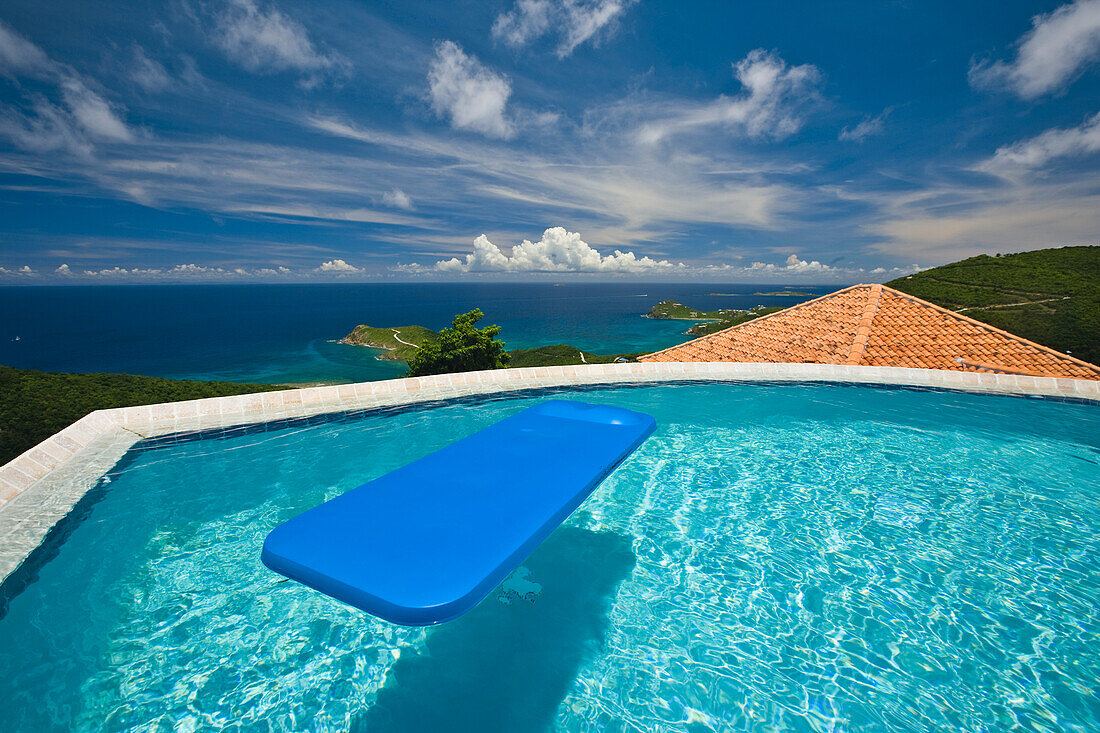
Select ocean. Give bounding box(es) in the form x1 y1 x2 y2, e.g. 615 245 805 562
0 283 827 384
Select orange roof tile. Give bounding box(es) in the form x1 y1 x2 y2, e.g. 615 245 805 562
638 284 1100 380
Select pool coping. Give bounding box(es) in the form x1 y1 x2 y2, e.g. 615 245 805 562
1 362 1098 583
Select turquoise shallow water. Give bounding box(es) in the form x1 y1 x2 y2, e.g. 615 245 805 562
1 382 1099 731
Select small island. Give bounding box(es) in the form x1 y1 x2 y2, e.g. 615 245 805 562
754 290 814 297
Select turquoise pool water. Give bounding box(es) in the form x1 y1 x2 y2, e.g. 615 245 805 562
1 382 1099 731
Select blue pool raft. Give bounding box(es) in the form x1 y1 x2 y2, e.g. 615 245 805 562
261 400 656 625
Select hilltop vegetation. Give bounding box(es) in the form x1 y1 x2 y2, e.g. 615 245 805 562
886 246 1099 363
406 310 509 377
0 366 282 465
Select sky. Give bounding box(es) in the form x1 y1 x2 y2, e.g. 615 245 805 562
0 0 1098 283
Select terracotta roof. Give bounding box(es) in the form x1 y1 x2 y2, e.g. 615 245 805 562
639 284 1100 380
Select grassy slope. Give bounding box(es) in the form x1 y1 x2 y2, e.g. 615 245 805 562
341 324 439 361
508 345 642 367
0 366 283 465
886 246 1100 364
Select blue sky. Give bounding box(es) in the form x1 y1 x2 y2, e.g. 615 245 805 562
0 0 1098 282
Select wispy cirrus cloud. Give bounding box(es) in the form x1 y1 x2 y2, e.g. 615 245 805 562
492 0 637 58
969 0 1100 98
59 79 133 142
979 111 1100 174
306 112 797 238
382 188 414 210
872 192 1100 260
633 49 823 145
0 21 135 156
839 107 892 142
128 46 172 92
213 0 345 84
0 19 52 76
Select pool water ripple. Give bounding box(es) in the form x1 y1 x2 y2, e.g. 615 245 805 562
0 382 1098 731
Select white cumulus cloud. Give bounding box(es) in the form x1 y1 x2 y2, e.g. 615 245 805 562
749 253 833 273
492 0 637 58
430 227 682 274
637 49 822 144
317 258 360 273
168 263 223 275
969 0 1100 98
48 263 301 280
428 41 514 139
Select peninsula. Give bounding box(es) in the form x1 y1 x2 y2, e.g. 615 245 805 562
340 323 637 367
645 300 737 321
645 300 785 336
340 325 438 361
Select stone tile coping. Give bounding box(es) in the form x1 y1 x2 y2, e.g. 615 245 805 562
1 362 1098 584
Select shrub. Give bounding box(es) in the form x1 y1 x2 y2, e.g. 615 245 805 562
406 309 510 377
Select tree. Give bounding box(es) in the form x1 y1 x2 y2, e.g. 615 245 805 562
406 309 510 377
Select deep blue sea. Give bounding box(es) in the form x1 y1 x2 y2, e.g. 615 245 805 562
0 283 827 384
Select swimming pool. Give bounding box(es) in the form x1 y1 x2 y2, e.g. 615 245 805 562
1 381 1098 731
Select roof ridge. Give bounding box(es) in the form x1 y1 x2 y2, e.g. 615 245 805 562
844 283 882 365
640 284 875 361
877 284 1100 374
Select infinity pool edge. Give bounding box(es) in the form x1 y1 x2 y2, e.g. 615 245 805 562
1 362 1097 583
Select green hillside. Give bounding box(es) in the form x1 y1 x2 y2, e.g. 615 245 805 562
508 345 641 367
0 366 282 465
886 246 1099 364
